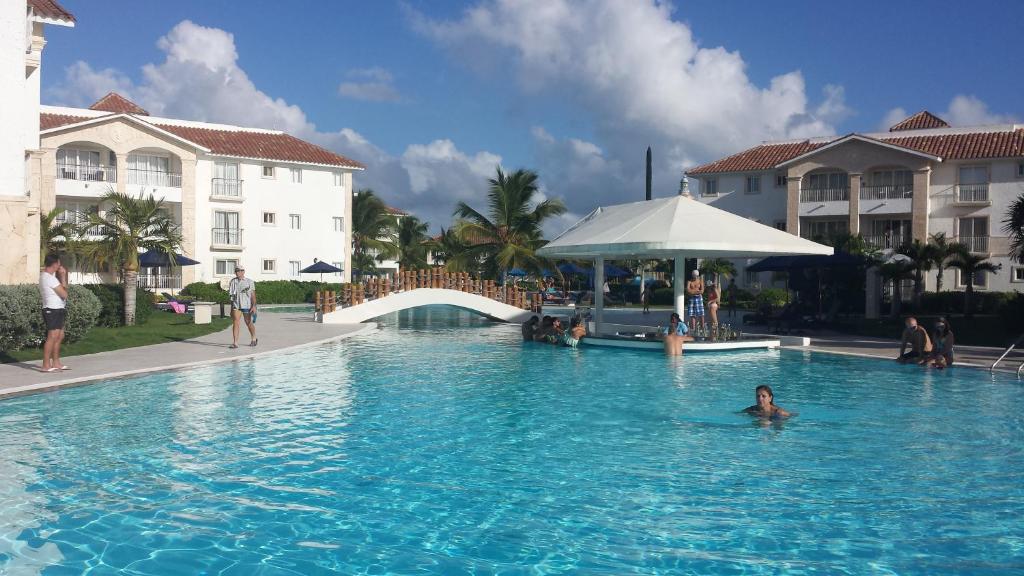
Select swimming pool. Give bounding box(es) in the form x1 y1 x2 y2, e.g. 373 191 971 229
0 307 1021 574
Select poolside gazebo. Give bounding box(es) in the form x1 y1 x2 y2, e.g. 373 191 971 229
537 195 833 334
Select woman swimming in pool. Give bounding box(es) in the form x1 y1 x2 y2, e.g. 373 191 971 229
743 385 791 419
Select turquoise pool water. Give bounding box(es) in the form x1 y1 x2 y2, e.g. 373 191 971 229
1 307 1022 575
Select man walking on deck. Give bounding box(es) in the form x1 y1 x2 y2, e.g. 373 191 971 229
228 266 258 348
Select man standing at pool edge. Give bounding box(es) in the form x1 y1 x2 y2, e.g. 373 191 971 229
228 265 257 349
686 269 705 332
39 253 69 372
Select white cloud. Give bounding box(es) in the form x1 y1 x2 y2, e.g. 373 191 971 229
409 0 849 215
338 67 403 102
944 95 1017 126
879 107 908 131
45 20 502 232
878 96 1017 131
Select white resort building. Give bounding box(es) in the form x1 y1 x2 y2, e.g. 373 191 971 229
0 0 74 285
37 93 363 289
689 111 1024 292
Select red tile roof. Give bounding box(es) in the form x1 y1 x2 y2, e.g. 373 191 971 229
89 93 149 115
688 141 826 174
889 110 950 131
28 0 75 22
385 206 408 216
39 112 365 169
688 129 1024 175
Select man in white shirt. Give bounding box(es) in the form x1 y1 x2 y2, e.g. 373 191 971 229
228 265 257 349
39 254 69 372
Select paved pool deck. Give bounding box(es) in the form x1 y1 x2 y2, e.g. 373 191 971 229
0 312 375 400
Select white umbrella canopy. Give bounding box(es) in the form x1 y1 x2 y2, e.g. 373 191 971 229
537 195 833 259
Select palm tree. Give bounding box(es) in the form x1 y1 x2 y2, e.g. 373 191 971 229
927 232 958 292
948 245 999 316
699 258 736 286
79 190 183 326
453 167 566 280
430 227 475 272
1003 193 1024 264
39 206 80 262
396 215 431 270
879 261 914 317
351 189 398 279
897 239 936 308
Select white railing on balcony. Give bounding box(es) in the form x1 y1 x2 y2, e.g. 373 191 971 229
863 234 912 250
800 187 849 203
861 184 912 200
211 178 243 198
956 236 989 253
956 183 989 203
137 274 182 290
212 227 243 246
127 168 182 188
57 162 116 183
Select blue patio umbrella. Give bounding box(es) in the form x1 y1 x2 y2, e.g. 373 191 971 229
507 268 528 277
558 262 589 275
300 260 343 282
138 249 199 267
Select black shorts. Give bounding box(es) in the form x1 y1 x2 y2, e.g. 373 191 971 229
42 308 66 331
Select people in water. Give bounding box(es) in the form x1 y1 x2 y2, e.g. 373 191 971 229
743 385 791 419
662 312 693 356
925 317 955 369
533 316 554 342
563 318 587 348
521 315 539 341
897 316 933 363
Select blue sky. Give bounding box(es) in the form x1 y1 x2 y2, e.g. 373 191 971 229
41 0 1023 230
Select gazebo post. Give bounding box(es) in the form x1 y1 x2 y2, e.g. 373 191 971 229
673 255 686 318
594 256 605 335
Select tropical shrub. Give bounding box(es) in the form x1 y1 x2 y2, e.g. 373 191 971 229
83 284 154 327
754 288 789 311
0 284 101 351
180 282 230 304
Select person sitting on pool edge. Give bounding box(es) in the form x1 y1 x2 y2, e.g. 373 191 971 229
521 315 539 341
743 385 791 419
896 316 932 364
925 317 955 369
662 312 693 356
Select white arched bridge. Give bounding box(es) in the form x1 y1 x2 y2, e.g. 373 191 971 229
319 269 539 324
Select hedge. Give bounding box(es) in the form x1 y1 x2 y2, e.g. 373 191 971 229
83 284 154 327
181 280 353 305
0 284 101 351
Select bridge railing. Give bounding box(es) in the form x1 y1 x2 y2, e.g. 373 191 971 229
316 268 543 314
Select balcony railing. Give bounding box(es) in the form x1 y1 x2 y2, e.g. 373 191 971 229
800 187 849 203
57 162 116 183
211 178 243 198
863 234 911 250
128 168 182 188
956 235 989 253
956 183 989 203
861 184 912 200
212 227 243 247
137 274 182 290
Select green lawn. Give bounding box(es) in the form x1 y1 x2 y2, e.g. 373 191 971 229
1 313 233 363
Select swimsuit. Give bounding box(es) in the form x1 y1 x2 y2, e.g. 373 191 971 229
688 294 704 317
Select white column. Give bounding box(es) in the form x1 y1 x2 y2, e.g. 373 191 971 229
673 256 686 317
594 256 605 335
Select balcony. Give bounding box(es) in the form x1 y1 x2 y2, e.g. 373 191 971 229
956 235 990 254
863 234 911 251
211 178 243 200
137 273 182 290
861 184 912 200
57 162 116 183
800 187 849 203
128 168 182 188
955 183 989 204
212 227 243 249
